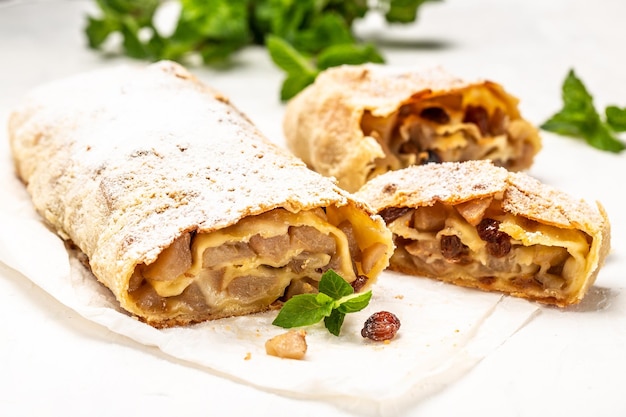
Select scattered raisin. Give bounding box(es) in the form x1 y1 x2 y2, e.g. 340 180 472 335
463 105 490 136
476 218 512 257
361 311 401 341
420 107 450 124
379 207 412 224
440 235 469 262
351 275 369 292
486 240 511 257
476 218 500 241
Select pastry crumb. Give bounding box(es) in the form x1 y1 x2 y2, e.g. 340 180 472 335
265 329 307 360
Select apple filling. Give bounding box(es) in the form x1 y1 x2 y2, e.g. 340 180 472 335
380 198 593 304
361 88 540 182
127 207 390 319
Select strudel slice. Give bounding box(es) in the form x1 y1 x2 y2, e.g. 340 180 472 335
284 64 542 192
8 61 393 327
355 160 610 306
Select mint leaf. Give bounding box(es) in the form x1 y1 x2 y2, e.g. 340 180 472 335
263 0 311 42
85 16 117 48
292 12 355 54
318 269 354 299
326 0 369 26
606 106 626 132
267 35 320 100
541 69 625 153
266 35 317 75
175 0 249 42
272 293 333 329
337 291 372 313
324 309 346 336
541 69 596 137
120 19 150 59
272 270 372 336
317 43 384 70
97 0 159 21
85 0 437 100
280 73 317 101
199 42 243 64
385 0 433 24
585 122 625 152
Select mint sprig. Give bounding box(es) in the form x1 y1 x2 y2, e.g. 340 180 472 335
541 69 626 153
272 270 372 336
84 0 437 101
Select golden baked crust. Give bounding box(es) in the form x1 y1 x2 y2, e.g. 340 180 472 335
8 61 393 327
284 64 542 192
355 160 610 307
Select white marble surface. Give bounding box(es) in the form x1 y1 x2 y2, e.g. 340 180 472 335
1 1 625 416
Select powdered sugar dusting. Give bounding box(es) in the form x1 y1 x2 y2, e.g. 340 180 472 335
314 64 477 116
503 171 605 231
356 160 509 209
356 160 608 236
283 63 534 193
8 61 368 306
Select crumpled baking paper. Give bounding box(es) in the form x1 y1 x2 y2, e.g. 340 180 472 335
0 140 539 416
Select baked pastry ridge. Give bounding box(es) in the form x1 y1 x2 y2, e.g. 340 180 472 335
284 64 542 192
8 61 393 327
355 160 610 306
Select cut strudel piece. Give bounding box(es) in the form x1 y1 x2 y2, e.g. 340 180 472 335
8 61 393 327
355 160 610 306
284 64 542 192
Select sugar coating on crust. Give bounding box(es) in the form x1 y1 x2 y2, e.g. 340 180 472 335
356 160 508 210
8 60 383 324
355 160 611 306
503 171 605 234
310 64 495 117
283 64 533 192
356 160 606 235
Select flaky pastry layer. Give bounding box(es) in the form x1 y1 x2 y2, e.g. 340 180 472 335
355 161 610 306
9 61 393 327
284 64 542 192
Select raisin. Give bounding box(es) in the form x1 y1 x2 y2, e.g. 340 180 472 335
420 107 450 124
486 240 511 257
361 311 401 341
398 104 412 117
463 105 490 136
351 275 369 293
440 235 469 262
379 207 412 224
477 218 500 241
476 218 512 258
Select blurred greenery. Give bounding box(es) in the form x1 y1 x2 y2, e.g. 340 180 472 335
85 0 439 100
541 69 626 153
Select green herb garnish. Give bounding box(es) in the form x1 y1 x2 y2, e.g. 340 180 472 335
84 0 438 100
272 270 371 336
541 69 626 152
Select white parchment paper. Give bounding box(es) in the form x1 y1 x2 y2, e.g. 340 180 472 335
0 139 539 416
